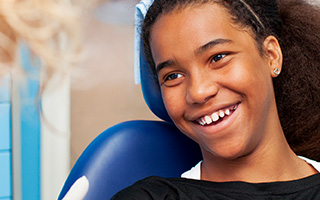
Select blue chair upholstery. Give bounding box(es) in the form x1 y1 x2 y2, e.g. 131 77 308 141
58 1 202 199
139 40 171 122
58 121 202 199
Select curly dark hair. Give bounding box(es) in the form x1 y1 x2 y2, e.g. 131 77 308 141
141 0 320 161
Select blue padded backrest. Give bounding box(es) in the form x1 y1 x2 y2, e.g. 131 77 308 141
134 0 170 121
139 40 172 122
58 120 202 200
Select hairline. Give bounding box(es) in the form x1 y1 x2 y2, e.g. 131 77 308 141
146 0 268 71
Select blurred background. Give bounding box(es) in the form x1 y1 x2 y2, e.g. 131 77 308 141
70 0 157 169
0 0 158 199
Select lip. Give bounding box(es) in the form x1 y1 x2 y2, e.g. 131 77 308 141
191 102 241 135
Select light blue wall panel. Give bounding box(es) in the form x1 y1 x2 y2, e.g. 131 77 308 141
19 44 41 200
0 75 10 103
0 152 12 198
0 104 11 150
0 74 11 200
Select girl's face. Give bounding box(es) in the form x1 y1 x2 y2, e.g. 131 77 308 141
149 3 282 160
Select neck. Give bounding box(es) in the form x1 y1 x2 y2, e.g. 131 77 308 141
201 128 316 183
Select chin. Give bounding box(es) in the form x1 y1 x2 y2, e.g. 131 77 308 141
202 140 254 161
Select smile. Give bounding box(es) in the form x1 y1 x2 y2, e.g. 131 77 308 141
196 103 240 126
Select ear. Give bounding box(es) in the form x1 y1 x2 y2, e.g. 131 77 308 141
263 36 283 78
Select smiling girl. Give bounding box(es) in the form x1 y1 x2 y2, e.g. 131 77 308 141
112 0 320 199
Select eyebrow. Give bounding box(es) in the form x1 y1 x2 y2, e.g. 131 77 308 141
155 38 232 74
196 38 232 55
155 60 174 75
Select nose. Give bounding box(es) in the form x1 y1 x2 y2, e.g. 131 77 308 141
185 72 218 105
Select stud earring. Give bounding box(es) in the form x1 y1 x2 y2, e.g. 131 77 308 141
273 68 280 75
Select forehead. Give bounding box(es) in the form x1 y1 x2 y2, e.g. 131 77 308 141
150 3 232 43
149 3 252 62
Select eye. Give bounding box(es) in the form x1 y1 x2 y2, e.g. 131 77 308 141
161 72 184 87
164 73 183 81
210 53 227 64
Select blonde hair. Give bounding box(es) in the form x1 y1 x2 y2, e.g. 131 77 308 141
0 0 90 82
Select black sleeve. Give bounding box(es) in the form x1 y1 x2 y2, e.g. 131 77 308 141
111 174 320 200
110 176 183 200
110 186 153 200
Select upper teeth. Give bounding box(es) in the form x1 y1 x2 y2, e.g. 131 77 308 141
211 113 219 121
219 110 225 118
204 116 212 124
225 109 230 115
197 104 238 126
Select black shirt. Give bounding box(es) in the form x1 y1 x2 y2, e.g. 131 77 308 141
111 174 320 199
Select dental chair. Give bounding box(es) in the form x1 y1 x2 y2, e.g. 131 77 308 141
58 119 201 200
58 1 202 199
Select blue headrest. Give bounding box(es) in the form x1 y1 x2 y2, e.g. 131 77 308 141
58 120 202 199
135 0 172 122
139 41 172 122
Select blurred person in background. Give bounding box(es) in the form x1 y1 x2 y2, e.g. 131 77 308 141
0 0 89 86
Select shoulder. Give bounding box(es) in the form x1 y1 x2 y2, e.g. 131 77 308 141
299 156 320 172
181 161 202 180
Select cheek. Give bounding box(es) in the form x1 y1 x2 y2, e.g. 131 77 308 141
162 89 199 142
228 58 271 95
231 61 275 121
162 88 185 122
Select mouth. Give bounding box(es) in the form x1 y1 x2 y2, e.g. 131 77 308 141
194 103 240 126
